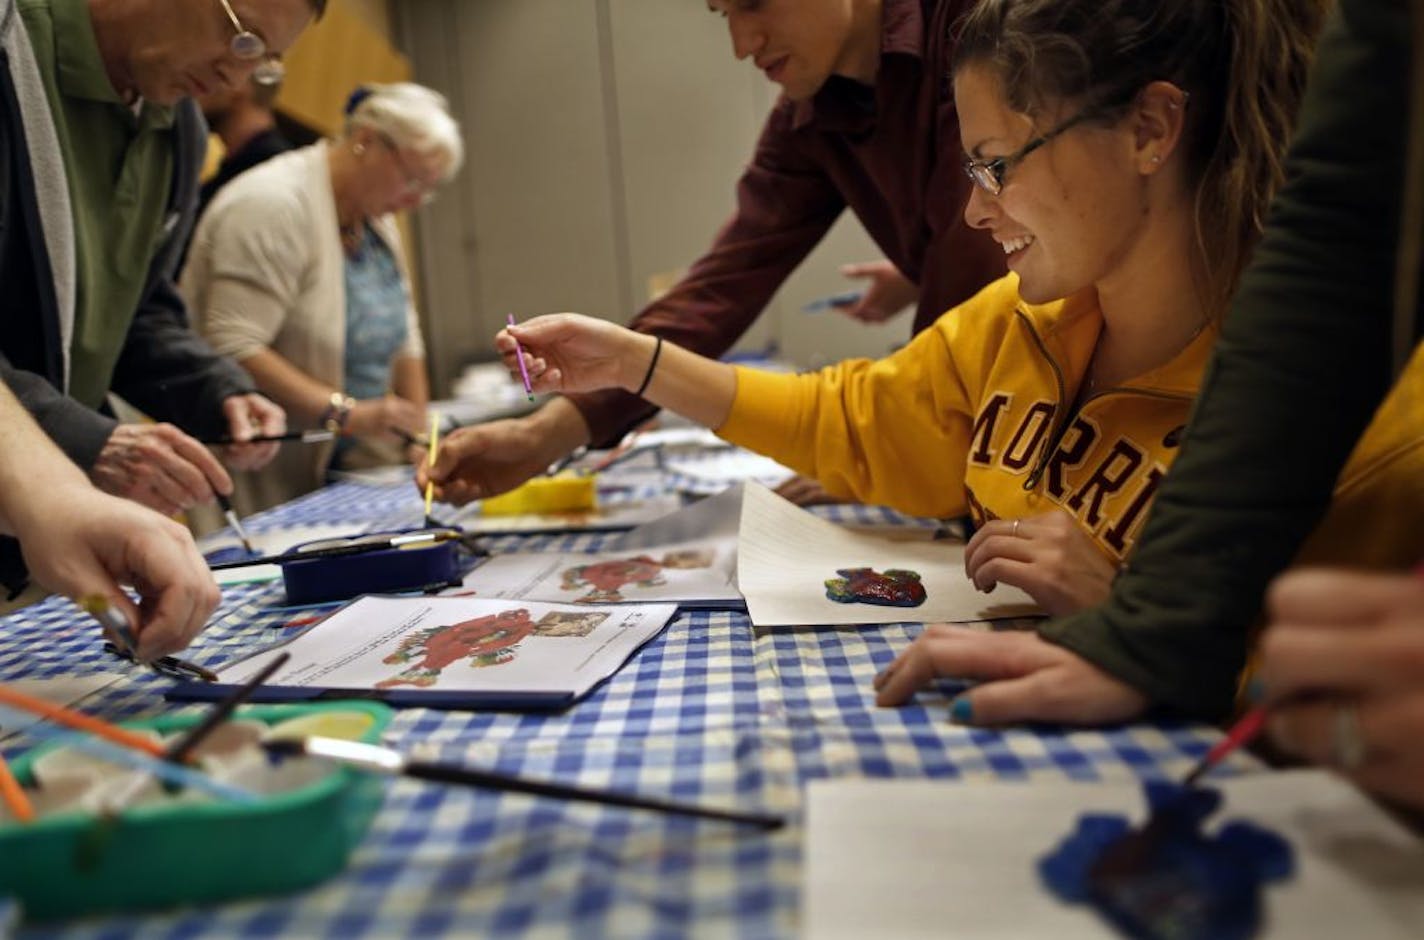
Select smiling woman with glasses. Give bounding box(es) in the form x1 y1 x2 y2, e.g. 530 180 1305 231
427 0 1342 661
181 82 465 515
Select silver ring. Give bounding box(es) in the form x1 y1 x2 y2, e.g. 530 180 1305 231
1011 519 1021 538
1331 703 1366 771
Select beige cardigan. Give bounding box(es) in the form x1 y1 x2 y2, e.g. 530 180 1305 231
182 140 425 515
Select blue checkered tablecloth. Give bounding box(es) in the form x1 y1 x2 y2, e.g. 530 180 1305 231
1 471 1254 939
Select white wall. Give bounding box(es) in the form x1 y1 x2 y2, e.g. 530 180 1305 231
398 0 914 395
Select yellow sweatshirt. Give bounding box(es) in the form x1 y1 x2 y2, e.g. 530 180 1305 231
719 274 1424 570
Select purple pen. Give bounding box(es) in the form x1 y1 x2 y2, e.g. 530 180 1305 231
507 314 535 401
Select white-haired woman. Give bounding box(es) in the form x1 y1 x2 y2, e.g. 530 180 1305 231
182 82 464 514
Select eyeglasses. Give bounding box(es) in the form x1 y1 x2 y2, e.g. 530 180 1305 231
962 110 1097 196
216 0 285 86
378 134 438 205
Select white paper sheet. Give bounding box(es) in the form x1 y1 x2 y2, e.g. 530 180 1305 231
664 450 796 491
608 483 743 549
216 595 676 698
457 487 745 607
458 537 740 607
736 483 1037 626
803 771 1424 940
626 427 727 451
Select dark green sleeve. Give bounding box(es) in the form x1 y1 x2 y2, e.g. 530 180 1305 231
1038 0 1418 721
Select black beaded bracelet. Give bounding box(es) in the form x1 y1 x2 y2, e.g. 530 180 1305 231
635 336 663 398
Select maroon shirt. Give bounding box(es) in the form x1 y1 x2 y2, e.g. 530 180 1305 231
570 0 1004 446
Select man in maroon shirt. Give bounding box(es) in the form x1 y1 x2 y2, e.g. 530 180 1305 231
424 0 1003 505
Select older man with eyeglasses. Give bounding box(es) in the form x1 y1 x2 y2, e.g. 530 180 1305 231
0 0 322 598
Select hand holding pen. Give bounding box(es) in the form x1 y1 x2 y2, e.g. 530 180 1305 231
828 260 919 324
494 314 652 397
10 481 217 662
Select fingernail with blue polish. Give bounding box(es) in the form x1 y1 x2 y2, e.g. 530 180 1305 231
950 697 974 724
1245 677 1266 704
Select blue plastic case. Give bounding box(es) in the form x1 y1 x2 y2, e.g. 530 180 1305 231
280 527 463 604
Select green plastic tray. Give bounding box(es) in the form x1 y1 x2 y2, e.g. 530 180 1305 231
0 700 393 921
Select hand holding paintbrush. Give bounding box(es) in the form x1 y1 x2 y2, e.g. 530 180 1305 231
1249 566 1424 810
81 595 217 682
1093 563 1424 878
1191 563 1424 794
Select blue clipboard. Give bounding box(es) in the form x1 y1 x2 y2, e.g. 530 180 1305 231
163 682 577 711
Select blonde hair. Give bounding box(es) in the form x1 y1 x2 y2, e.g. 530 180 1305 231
955 0 1331 317
344 82 464 181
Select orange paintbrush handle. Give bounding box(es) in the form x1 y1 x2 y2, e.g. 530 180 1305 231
0 753 35 823
0 685 165 759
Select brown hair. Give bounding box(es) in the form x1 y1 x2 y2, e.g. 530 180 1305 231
954 0 1331 316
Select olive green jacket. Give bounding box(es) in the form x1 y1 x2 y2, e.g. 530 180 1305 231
1040 0 1424 721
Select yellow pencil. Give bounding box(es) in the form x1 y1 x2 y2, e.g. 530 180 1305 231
423 412 440 524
